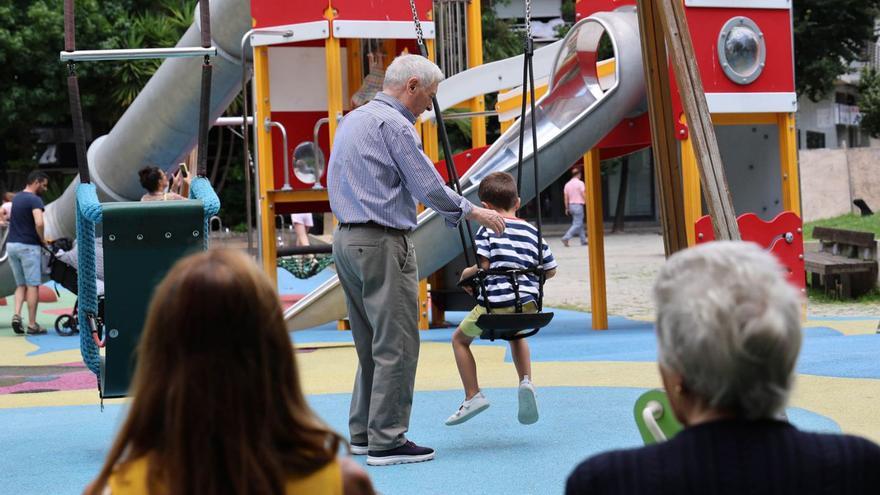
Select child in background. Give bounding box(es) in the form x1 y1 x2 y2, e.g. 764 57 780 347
446 172 557 427
0 192 15 226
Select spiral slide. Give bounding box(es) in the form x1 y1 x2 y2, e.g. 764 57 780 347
285 9 647 330
0 0 252 297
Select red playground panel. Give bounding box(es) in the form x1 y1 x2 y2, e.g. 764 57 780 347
331 0 432 22
434 146 489 183
695 211 805 292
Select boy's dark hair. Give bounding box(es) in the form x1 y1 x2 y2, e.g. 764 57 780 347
138 166 163 193
26 170 49 185
478 171 518 210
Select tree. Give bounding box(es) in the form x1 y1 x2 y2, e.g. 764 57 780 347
794 0 880 101
858 67 880 137
0 0 122 171
481 0 522 64
0 1 193 173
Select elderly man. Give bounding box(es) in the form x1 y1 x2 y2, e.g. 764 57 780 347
566 241 880 494
328 54 504 466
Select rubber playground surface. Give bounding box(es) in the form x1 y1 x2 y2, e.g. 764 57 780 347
1 268 878 494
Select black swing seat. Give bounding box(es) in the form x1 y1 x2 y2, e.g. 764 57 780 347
460 267 555 341
476 311 554 341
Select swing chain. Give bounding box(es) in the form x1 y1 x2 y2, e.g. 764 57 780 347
408 0 425 46
524 0 533 41
523 0 534 55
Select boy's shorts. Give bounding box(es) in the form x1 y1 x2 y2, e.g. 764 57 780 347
459 301 539 338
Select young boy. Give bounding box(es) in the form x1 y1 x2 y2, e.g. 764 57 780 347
446 171 557 426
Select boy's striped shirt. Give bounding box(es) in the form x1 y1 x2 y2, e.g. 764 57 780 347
474 218 557 308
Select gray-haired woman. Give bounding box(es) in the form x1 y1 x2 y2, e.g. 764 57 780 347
566 241 880 495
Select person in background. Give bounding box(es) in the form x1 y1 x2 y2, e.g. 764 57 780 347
138 166 187 201
86 249 374 495
565 241 880 495
7 171 49 335
561 166 587 247
290 213 314 247
0 192 16 227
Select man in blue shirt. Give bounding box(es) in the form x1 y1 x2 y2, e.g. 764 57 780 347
328 54 504 466
7 171 49 335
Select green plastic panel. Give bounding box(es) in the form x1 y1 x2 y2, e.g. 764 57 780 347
100 200 205 398
633 389 684 445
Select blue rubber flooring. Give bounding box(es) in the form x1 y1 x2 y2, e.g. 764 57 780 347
0 388 838 495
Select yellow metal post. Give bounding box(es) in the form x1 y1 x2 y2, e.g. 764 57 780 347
417 205 430 330
680 116 701 246
777 112 801 216
325 7 348 329
324 13 343 146
584 149 608 330
382 39 397 68
252 46 278 287
346 39 363 106
465 0 486 148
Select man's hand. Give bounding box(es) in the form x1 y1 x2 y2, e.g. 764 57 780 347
467 206 505 234
564 205 571 216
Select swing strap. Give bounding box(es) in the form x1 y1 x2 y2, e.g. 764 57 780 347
407 0 479 269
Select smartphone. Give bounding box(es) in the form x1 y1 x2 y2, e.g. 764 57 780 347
178 163 189 177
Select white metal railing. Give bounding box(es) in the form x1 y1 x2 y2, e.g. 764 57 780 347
834 103 863 126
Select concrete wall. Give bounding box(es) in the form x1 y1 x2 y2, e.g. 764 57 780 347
847 148 880 214
799 147 880 222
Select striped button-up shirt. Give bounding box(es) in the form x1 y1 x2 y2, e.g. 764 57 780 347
327 92 473 230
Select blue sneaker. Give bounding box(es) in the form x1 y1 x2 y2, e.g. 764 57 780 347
366 440 435 466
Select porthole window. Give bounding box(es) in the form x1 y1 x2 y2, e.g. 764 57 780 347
717 16 766 85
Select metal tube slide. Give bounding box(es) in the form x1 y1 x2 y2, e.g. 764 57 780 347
285 10 647 330
420 39 564 119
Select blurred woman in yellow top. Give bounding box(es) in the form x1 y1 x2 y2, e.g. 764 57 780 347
86 249 373 495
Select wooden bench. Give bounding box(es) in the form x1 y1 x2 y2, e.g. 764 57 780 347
804 227 878 299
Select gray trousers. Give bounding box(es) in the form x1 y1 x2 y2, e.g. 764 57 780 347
333 225 419 451
562 204 587 244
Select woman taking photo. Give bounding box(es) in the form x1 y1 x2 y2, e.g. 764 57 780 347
138 165 187 202
87 249 373 495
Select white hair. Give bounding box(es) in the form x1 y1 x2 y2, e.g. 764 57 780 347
653 241 803 419
383 54 444 90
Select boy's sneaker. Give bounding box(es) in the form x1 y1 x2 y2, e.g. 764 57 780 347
11 315 23 335
366 440 435 466
518 378 539 425
350 442 368 455
445 392 490 426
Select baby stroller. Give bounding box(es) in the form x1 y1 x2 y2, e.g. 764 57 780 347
45 238 105 337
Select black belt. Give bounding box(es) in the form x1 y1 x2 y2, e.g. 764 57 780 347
338 221 409 234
